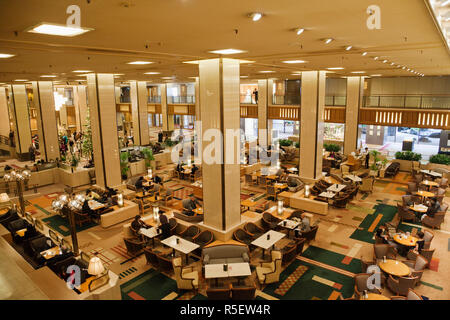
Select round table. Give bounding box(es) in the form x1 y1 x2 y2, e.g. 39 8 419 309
378 259 410 277
415 190 435 201
420 180 439 191
360 293 390 301
409 205 428 214
394 234 418 247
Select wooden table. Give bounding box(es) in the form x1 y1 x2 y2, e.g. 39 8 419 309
40 247 62 260
88 200 106 211
241 199 258 211
344 174 362 183
409 204 428 214
140 227 161 246
266 206 294 220
360 293 390 300
378 259 410 277
420 180 439 191
415 190 435 201
77 276 96 293
278 219 300 238
394 234 418 247
193 207 203 215
273 183 288 191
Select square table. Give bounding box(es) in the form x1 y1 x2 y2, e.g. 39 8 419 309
241 199 258 211
251 230 286 258
278 219 300 238
88 200 106 211
266 206 294 220
420 170 442 179
319 191 336 199
40 247 62 260
327 184 346 193
344 174 362 183
205 262 251 286
140 227 160 246
161 235 200 264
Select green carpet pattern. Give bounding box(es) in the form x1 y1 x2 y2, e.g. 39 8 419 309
302 246 362 274
349 204 398 244
42 214 98 237
121 268 178 300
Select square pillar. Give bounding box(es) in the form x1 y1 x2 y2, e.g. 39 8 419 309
130 81 150 146
87 74 121 189
194 77 200 122
0 87 11 138
10 84 32 158
344 77 364 155
199 58 241 232
31 81 59 161
299 71 326 180
73 85 89 131
257 79 268 146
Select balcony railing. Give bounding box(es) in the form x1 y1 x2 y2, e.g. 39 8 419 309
362 95 450 109
325 95 346 106
167 95 195 104
148 96 161 104
119 96 131 103
272 95 300 106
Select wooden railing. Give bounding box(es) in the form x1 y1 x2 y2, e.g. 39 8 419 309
240 105 258 118
359 108 450 130
147 104 162 114
323 107 345 123
268 106 300 120
168 105 195 115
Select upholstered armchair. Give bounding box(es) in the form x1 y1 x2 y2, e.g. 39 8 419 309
373 244 398 262
256 250 282 285
161 188 174 206
391 289 423 300
360 257 376 273
261 212 281 230
293 237 306 255
402 194 413 206
406 248 435 268
231 284 256 300
192 230 214 257
359 177 374 193
123 237 145 256
206 284 231 300
179 225 200 241
403 254 428 283
397 204 417 222
143 247 159 268
353 273 382 299
281 243 297 265
423 230 434 249
233 228 254 247
244 222 264 239
168 218 178 235
387 275 418 296
422 212 446 229
302 225 319 242
172 257 198 291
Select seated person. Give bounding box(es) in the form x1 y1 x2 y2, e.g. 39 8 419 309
131 215 150 233
414 231 425 253
82 199 96 217
191 164 199 175
175 163 183 173
422 197 440 220
376 226 400 250
158 214 171 240
135 176 151 192
153 175 162 184
182 196 200 211
294 213 311 237
85 189 101 201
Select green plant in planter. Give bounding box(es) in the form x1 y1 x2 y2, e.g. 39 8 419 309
279 139 293 147
120 151 130 179
141 147 155 169
429 154 450 165
395 151 422 161
165 139 179 147
381 158 389 168
295 142 300 148
324 143 341 153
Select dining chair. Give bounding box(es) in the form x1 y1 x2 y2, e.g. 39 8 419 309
256 250 282 285
172 257 198 291
387 275 418 296
403 254 428 284
353 273 382 299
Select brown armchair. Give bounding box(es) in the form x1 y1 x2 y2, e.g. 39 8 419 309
156 253 174 274
172 257 198 291
233 228 254 247
397 204 416 222
421 211 446 229
206 284 231 300
179 225 200 241
406 248 435 269
192 230 214 257
387 275 418 296
168 218 178 235
281 243 297 265
423 230 434 249
261 212 281 230
231 283 256 300
123 237 145 256
143 247 159 268
74 211 91 227
293 237 306 255
391 288 423 300
403 254 428 284
373 243 398 262
244 222 264 239
353 273 382 299
256 250 282 285
302 225 319 242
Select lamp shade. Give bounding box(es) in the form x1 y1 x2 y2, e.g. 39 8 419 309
88 257 105 276
0 193 10 203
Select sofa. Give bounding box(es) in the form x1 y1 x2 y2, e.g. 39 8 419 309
173 210 204 223
385 162 400 177
202 244 250 266
125 176 142 191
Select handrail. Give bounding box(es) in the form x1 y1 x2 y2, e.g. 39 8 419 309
362 95 450 109
119 96 131 103
167 95 195 104
240 94 257 105
148 96 161 104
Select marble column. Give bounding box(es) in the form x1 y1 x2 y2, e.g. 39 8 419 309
160 83 172 132
199 58 241 233
86 74 121 189
267 79 274 143
0 88 10 137
344 77 364 155
10 84 32 158
257 79 268 147
194 77 200 122
299 71 326 180
130 81 150 146
30 81 59 161
57 88 68 131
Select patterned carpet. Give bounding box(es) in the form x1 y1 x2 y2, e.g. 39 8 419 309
42 214 98 237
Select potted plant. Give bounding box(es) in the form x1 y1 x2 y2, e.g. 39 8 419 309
70 155 79 173
379 158 389 178
141 147 155 170
369 150 381 177
120 151 130 180
429 154 450 165
394 151 422 171
324 143 341 153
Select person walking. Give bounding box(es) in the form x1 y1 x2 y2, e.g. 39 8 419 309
253 88 258 104
29 144 36 162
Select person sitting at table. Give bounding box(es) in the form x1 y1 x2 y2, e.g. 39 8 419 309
176 162 183 173
158 214 171 240
422 197 440 220
131 215 150 233
135 176 144 190
153 174 162 184
191 164 199 175
182 196 200 211
85 189 101 201
82 199 96 218
294 213 311 237
415 231 425 253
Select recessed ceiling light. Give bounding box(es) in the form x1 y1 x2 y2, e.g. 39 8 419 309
350 71 365 74
14 79 28 82
250 13 263 21
240 76 249 78
72 70 93 73
345 46 352 51
27 22 93 37
374 57 379 60
324 38 333 44
327 67 344 70
184 59 253 64
362 52 368 56
390 62 395 66
296 28 305 35
0 53 15 58
383 60 388 63
402 66 406 70
40 75 57 78
127 61 153 65
370 74 382 77
161 77 174 79
259 70 275 73
144 72 161 75
114 73 124 76
208 49 247 55
282 60 307 64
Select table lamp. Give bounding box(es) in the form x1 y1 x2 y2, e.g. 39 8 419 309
88 256 105 277
153 206 160 223
188 159 192 167
0 193 10 203
277 200 283 216
148 169 153 179
117 193 124 207
304 185 310 198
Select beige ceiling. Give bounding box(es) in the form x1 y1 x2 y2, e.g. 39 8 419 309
0 0 449 84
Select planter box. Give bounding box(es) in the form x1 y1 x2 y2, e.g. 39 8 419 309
129 159 146 176
393 159 414 172
425 163 450 171
57 167 93 187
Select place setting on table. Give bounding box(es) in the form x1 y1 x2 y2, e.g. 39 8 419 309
205 262 252 286
161 235 200 264
251 230 286 259
420 169 442 180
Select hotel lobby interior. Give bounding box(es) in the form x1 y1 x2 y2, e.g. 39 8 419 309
0 0 449 303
